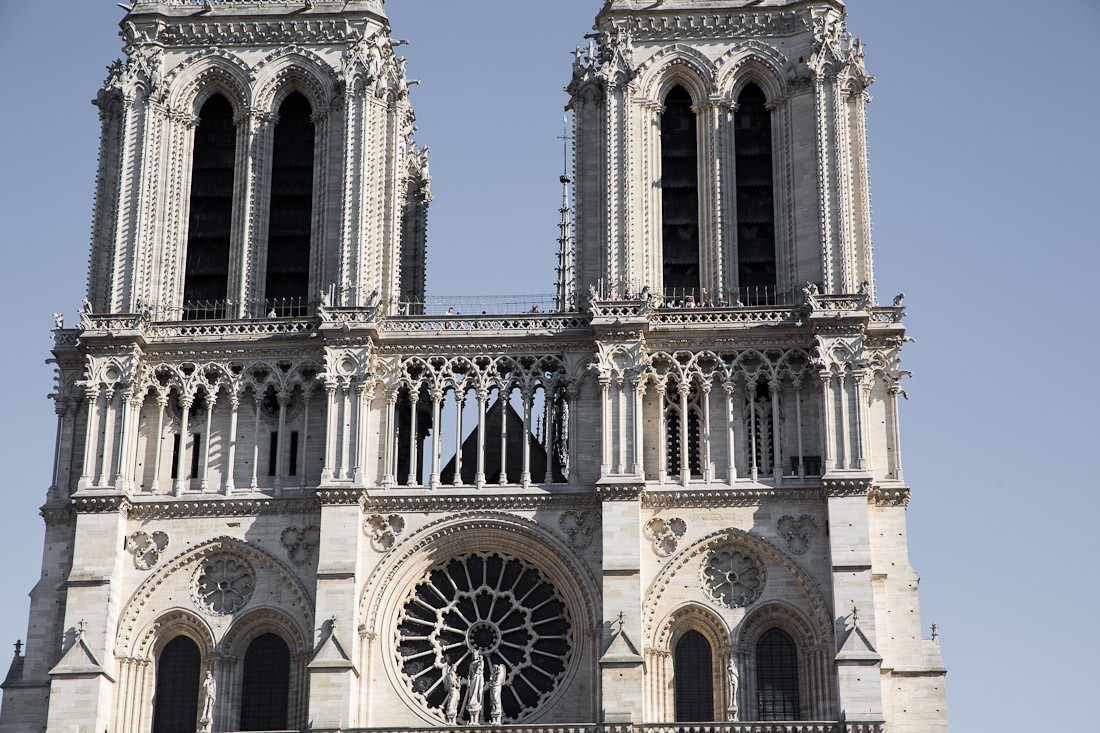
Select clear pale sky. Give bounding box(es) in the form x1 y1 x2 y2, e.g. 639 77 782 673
0 2 1097 730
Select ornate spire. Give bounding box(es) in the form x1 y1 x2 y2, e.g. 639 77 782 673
555 116 575 313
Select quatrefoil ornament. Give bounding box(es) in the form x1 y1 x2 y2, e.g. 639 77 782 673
364 513 406 551
776 515 818 555
644 517 687 557
126 530 169 570
280 526 321 566
558 510 601 549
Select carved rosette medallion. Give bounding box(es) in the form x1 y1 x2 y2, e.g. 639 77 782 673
776 515 818 554
644 516 687 557
702 547 765 608
395 552 572 722
126 530 169 570
191 556 255 615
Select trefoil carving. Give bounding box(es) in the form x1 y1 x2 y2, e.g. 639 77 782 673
776 515 818 555
365 513 405 551
280 526 321 566
558 510 600 549
644 516 687 557
126 530 169 570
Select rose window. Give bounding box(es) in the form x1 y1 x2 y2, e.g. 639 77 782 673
702 547 765 608
192 556 255 615
395 552 572 722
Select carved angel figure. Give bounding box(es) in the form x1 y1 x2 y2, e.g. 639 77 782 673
442 664 462 724
489 663 506 724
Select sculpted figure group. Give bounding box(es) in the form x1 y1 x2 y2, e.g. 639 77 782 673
442 655 507 726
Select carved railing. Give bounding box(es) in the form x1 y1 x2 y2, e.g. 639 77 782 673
378 313 591 333
315 723 875 733
868 307 904 324
650 306 804 327
144 318 317 339
589 299 649 319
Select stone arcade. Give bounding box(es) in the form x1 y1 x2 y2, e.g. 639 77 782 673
0 1 948 732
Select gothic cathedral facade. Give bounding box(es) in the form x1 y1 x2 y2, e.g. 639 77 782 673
0 2 947 732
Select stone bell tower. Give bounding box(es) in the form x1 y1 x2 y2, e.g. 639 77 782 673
570 0 874 306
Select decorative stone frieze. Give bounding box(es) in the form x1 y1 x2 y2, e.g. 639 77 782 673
868 486 911 507
820 477 873 498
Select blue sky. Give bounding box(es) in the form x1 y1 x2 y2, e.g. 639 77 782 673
0 2 1097 730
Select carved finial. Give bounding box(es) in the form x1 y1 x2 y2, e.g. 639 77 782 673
930 623 938 640
850 606 859 628
615 611 625 634
76 619 88 639
13 640 21 657
329 614 338 633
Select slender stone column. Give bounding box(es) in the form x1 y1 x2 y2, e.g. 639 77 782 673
543 389 555 483
520 388 532 487
854 372 870 472
770 378 783 486
599 377 611 479
701 381 713 483
454 389 465 486
383 390 398 487
838 372 850 469
150 393 167 494
320 383 337 482
97 387 116 488
199 393 216 491
631 378 644 477
79 386 101 490
747 382 758 482
616 378 627 475
888 384 905 481
724 382 737 484
173 394 193 495
351 382 365 485
655 383 668 484
475 388 487 487
821 373 836 472
273 390 289 494
498 387 509 484
340 387 352 480
224 393 239 493
49 401 66 493
566 385 580 485
794 381 806 479
249 394 261 490
407 388 420 486
678 381 690 487
429 388 443 488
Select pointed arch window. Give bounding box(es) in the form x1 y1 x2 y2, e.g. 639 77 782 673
674 630 714 721
661 85 700 299
265 92 315 317
734 83 776 302
183 94 236 319
239 632 291 730
756 628 799 721
152 636 201 733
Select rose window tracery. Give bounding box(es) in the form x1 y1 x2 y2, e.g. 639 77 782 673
395 552 572 722
192 556 255 615
702 547 765 608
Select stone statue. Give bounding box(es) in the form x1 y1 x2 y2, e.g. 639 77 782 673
726 660 739 721
51 313 64 330
466 654 484 724
200 670 216 727
893 292 906 307
442 664 462 725
81 297 93 315
489 662 506 724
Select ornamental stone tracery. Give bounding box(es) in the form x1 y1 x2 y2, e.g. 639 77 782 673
395 552 572 723
702 546 766 608
191 555 255 615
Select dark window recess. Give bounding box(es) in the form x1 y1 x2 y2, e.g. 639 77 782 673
664 385 702 478
757 628 800 721
239 633 291 731
265 92 315 315
183 94 236 319
288 431 299 476
268 432 279 477
190 433 201 479
152 636 201 733
674 630 714 721
790 456 822 476
661 86 700 295
170 434 181 480
735 84 776 290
